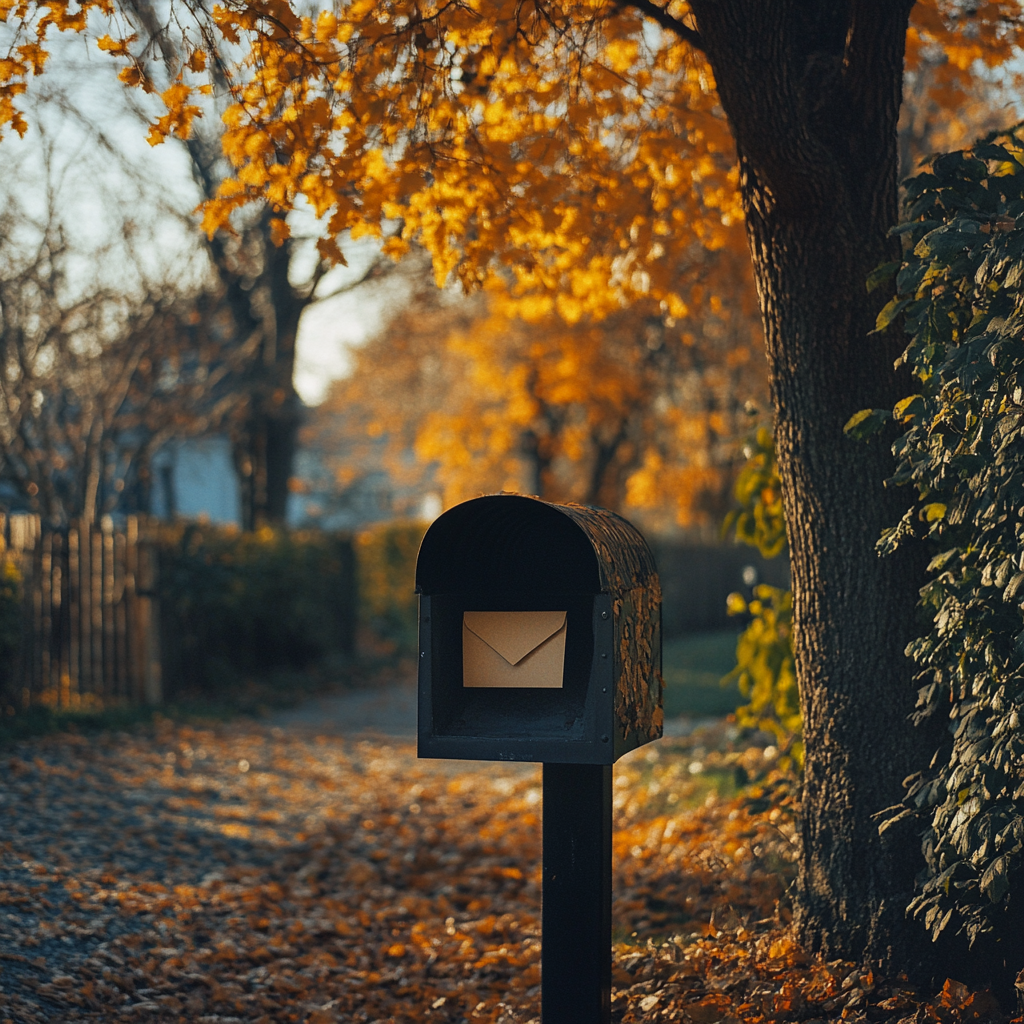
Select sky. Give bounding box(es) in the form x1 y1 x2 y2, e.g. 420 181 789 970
285 236 419 405
2 33 402 408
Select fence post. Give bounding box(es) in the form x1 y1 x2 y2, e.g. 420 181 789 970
113 528 128 699
125 516 140 702
68 525 81 703
101 516 115 701
138 540 162 705
90 525 103 699
50 531 65 706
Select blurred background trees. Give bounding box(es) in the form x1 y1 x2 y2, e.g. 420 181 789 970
0 113 241 526
2 1 1019 539
304 242 767 533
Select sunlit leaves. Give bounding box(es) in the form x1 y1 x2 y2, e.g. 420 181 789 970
723 427 786 559
724 585 801 768
310 254 765 526
4 0 1024 351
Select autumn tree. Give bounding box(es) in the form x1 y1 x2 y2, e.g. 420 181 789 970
38 0 391 528
6 0 1024 985
312 245 766 528
672 6 1022 984
110 0 332 528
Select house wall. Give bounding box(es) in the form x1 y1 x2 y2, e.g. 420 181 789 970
150 437 242 526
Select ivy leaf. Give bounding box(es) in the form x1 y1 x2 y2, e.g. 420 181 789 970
927 549 959 572
843 408 890 440
867 261 901 293
872 296 912 334
1004 571 1024 602
980 855 1010 903
894 395 926 422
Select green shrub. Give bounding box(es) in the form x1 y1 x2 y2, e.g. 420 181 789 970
724 585 800 765
354 521 427 655
0 554 22 695
155 524 355 696
723 427 788 559
724 430 800 766
863 128 1024 946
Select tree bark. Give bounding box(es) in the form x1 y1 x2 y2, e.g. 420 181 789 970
232 221 305 529
682 0 941 975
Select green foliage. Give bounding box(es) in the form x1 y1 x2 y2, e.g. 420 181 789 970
155 524 355 696
843 407 891 441
354 521 428 655
724 586 801 768
723 428 788 559
876 127 1024 946
724 430 800 764
0 554 22 688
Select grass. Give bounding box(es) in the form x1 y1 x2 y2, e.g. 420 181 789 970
0 668 341 747
662 629 743 718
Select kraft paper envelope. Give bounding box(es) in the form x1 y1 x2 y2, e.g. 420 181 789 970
463 611 567 689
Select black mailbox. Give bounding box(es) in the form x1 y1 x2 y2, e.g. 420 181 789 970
415 494 662 764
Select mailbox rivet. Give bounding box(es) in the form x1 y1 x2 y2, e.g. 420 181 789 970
601 653 607 659
602 687 607 693
601 734 609 743
420 651 426 658
601 611 609 620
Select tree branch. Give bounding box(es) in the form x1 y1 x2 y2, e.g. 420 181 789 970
616 0 705 52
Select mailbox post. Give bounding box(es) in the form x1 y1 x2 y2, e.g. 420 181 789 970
416 494 663 1024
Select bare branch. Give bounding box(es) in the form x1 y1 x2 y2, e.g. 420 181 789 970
616 0 705 52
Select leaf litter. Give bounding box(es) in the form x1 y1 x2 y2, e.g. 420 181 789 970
0 717 1015 1023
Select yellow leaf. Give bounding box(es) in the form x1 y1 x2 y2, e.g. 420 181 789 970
269 217 290 246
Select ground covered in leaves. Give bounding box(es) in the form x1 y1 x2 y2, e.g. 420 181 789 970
0 708 1015 1023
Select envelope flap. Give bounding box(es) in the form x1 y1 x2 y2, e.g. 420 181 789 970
463 611 566 666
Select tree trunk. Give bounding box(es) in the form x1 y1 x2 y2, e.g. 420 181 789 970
224 218 306 530
238 392 300 529
685 0 942 976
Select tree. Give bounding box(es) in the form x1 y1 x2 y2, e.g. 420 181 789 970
311 245 766 526
5 0 1024 983
0 132 238 524
119 0 377 529
672 5 1021 979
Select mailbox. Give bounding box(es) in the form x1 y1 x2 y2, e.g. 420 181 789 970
415 493 662 764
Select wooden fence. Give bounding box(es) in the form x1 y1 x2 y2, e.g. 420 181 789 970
1 514 161 711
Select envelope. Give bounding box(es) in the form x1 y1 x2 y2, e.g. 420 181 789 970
463 611 567 688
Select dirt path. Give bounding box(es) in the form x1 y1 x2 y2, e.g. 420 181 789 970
268 676 418 739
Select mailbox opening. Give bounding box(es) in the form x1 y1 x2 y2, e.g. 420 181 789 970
426 591 595 739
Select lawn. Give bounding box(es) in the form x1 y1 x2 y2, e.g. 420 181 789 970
662 629 743 719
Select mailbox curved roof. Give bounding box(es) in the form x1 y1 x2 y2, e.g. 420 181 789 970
552 501 659 594
415 494 657 596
